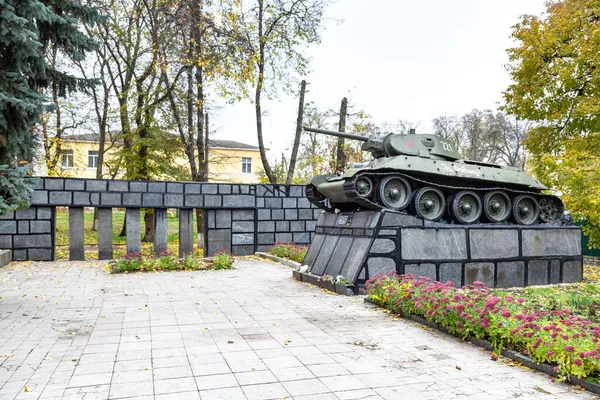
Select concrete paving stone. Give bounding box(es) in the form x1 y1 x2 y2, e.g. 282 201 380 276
335 388 382 400
111 369 152 384
153 355 190 368
198 387 247 400
67 372 112 387
109 380 154 399
154 376 197 395
153 365 193 380
191 362 232 376
234 370 278 385
282 378 331 396
241 382 289 400
320 375 368 391
307 363 350 377
155 392 201 400
195 373 238 390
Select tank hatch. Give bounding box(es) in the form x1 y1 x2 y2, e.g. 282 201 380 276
383 133 461 161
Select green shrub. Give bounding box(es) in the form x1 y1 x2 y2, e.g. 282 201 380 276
109 252 205 273
269 242 308 263
213 250 234 270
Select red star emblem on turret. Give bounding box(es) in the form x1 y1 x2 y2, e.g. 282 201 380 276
405 140 414 147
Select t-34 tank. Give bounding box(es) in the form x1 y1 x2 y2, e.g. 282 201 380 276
303 126 564 225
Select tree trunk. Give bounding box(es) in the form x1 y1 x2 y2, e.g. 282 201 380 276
335 97 348 174
255 0 276 183
143 209 154 243
286 80 306 184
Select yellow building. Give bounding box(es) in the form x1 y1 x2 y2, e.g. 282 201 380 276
49 134 263 183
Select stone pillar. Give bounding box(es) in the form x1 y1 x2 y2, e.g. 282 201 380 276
97 208 113 260
154 208 168 255
179 209 194 257
69 207 85 261
126 208 141 254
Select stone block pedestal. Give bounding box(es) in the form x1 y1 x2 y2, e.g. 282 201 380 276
303 210 583 288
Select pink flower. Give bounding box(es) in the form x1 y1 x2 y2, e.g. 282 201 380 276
574 359 583 366
564 346 575 353
501 310 511 318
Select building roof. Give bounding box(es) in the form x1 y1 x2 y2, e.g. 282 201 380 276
208 139 259 150
61 134 259 150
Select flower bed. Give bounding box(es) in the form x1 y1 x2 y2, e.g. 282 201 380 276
366 272 600 381
269 242 308 263
108 250 233 273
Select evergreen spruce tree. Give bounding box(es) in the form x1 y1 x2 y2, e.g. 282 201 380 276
0 0 102 214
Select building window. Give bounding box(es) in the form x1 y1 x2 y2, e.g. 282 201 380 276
242 157 252 174
61 150 74 168
88 150 99 168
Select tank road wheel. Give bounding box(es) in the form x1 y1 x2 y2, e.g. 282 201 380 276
354 176 374 199
379 176 412 211
482 191 511 223
539 196 564 223
413 186 445 221
450 190 482 224
511 195 539 225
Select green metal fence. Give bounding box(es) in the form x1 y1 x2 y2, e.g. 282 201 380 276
578 221 600 257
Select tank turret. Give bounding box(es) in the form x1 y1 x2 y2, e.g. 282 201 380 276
303 126 564 226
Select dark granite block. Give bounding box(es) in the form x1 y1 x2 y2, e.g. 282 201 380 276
470 229 519 259
142 193 163 207
299 209 313 220
203 184 218 194
290 221 305 232
283 198 297 208
130 182 148 192
37 208 52 219
276 221 289 232
14 234 51 248
258 233 275 245
232 221 254 233
87 180 107 191
290 186 303 197
275 233 293 243
382 212 422 227
405 263 436 281
218 185 232 194
563 260 583 283
306 221 317 232
208 229 231 241
496 262 525 288
185 183 201 194
204 195 221 208
73 192 91 206
265 198 282 209
108 180 129 192
271 209 284 220
304 234 325 267
339 237 372 284
522 228 581 257
123 193 142 207
0 235 12 248
223 195 254 208
148 182 166 192
45 179 64 191
0 221 16 234
370 238 395 254
233 210 254 221
258 221 275 232
101 193 121 206
367 257 396 278
439 263 462 287
402 228 467 260
285 209 298 220
18 221 29 234
165 194 184 208
232 233 253 245
232 245 254 256
527 260 548 286
64 179 85 191
464 262 495 287
49 191 72 205
90 193 100 206
550 260 561 284
216 210 232 229
30 221 51 234
258 210 270 220
15 208 36 219
0 212 14 220
28 248 52 261
185 195 204 208
298 198 311 209
167 183 183 193
31 191 49 205
293 232 310 244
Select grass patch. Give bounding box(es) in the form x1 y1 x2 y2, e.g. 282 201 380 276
269 242 307 263
55 208 199 260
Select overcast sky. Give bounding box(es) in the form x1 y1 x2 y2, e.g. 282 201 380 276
210 0 546 158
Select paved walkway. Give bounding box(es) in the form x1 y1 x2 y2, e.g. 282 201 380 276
0 258 596 400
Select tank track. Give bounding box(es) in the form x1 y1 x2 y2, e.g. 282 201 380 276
306 184 334 212
341 171 564 223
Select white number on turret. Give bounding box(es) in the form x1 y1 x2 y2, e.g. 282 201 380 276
441 141 454 152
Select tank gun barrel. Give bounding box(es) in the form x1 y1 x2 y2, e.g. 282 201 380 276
302 126 369 142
